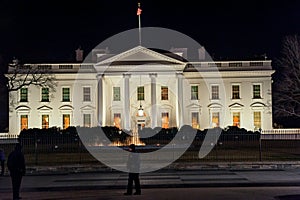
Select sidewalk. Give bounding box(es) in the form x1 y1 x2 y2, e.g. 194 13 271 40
1 164 300 191
1 163 300 200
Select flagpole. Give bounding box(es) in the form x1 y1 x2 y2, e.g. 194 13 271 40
138 3 142 46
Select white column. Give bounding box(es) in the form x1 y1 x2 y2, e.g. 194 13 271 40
176 73 184 128
97 74 103 126
123 74 131 130
150 73 157 128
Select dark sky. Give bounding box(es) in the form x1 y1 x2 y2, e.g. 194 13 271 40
1 0 300 63
1 0 300 130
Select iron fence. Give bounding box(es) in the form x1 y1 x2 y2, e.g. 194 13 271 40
1 129 300 167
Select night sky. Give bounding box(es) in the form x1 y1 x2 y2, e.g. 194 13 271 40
1 0 300 63
1 0 300 131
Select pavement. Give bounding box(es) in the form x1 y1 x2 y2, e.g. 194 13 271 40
1 162 300 200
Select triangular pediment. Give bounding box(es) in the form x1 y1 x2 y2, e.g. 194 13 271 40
37 105 53 111
80 105 96 110
228 102 244 109
94 46 186 73
186 103 202 109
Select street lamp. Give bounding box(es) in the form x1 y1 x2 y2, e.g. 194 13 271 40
138 104 144 117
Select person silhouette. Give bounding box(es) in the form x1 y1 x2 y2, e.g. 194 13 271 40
124 144 141 195
7 143 26 200
0 148 5 176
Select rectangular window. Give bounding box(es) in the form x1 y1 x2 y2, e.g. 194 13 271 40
42 115 49 129
253 111 261 129
161 86 168 100
232 85 240 99
211 85 219 99
20 115 28 130
62 88 70 102
41 88 49 102
137 86 144 101
63 114 70 129
161 112 169 128
113 87 120 101
83 87 91 101
20 88 28 102
83 114 91 127
191 112 200 129
212 112 220 127
253 84 261 99
233 112 240 127
114 113 121 129
191 86 198 100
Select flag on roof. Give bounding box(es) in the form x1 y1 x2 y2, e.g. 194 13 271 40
137 7 142 15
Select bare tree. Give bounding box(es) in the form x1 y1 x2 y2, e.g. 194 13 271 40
5 58 56 92
273 35 300 118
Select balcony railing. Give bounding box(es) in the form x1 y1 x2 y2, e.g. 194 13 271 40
187 60 271 69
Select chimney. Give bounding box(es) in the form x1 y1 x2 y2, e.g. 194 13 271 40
75 47 84 62
198 47 206 60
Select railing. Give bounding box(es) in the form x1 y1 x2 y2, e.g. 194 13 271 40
10 60 272 73
262 129 300 140
14 63 97 73
1 130 299 166
188 60 271 69
262 129 300 134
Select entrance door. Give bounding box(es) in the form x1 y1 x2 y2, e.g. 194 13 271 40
161 112 169 128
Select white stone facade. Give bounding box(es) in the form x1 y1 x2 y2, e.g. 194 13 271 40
7 46 275 135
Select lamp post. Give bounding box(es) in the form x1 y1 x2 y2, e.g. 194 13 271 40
138 104 144 117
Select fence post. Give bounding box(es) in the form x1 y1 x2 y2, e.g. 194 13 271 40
34 131 38 165
78 137 82 164
259 129 262 161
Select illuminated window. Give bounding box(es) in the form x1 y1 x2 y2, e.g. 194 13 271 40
20 88 28 102
253 111 261 129
83 114 91 127
191 86 198 100
161 112 169 128
191 112 200 129
20 115 28 130
114 113 121 129
41 88 49 102
233 112 240 127
113 87 120 101
253 84 261 99
137 86 144 101
212 112 220 127
62 88 70 102
211 85 219 99
161 86 168 100
232 85 240 99
83 87 91 101
42 115 49 129
63 114 70 129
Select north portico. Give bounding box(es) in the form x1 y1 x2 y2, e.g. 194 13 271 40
93 46 187 131
7 45 275 135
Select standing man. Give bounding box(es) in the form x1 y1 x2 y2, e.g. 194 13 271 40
0 148 5 176
124 144 141 195
7 143 26 200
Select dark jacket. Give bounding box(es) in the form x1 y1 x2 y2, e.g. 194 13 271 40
0 149 5 161
127 145 140 173
7 145 26 176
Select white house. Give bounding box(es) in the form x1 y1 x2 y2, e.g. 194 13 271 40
7 46 275 135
